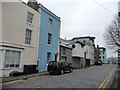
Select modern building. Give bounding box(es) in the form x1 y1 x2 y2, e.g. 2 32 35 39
72 41 86 68
59 36 96 69
0 0 40 77
118 1 120 17
59 38 72 63
72 36 96 66
94 45 100 63
38 4 61 71
99 47 107 64
59 38 85 68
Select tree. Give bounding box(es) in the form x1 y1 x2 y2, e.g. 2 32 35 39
104 16 120 51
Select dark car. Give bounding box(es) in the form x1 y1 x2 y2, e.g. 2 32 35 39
47 61 73 75
95 60 103 65
118 60 120 65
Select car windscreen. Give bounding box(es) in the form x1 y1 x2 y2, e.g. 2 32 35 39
49 61 56 65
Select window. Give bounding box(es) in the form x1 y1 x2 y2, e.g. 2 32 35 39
4 50 21 68
62 47 66 55
27 11 34 24
49 18 53 28
83 40 86 44
48 33 52 45
62 57 67 61
25 29 32 45
47 52 51 63
103 56 104 59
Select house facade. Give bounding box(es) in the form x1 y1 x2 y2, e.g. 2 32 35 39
59 36 95 69
99 47 107 64
38 4 61 71
94 45 100 63
72 36 96 66
72 41 86 68
0 0 40 77
59 38 72 63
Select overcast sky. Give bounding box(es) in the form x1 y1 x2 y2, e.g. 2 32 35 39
22 0 119 57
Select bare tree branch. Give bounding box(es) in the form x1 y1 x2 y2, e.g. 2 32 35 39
104 16 120 50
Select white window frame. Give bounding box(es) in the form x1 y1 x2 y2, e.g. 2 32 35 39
27 11 34 24
4 50 21 68
25 29 32 45
49 18 53 28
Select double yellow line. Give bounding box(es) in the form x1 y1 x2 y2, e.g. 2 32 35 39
0 79 23 86
98 67 116 90
0 74 47 86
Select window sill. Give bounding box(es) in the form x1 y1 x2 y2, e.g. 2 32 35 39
24 44 34 48
47 44 52 47
24 43 31 46
2 67 20 70
26 22 34 26
48 26 53 29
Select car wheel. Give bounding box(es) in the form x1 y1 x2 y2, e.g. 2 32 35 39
69 68 73 72
60 69 64 75
49 72 53 75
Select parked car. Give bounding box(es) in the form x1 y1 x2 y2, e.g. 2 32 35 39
118 60 120 65
47 61 73 75
95 60 103 65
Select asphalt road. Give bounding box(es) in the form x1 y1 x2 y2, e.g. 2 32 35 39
2 64 117 88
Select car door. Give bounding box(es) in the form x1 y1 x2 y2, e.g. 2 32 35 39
64 62 70 71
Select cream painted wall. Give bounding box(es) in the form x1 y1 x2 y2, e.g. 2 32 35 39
1 0 40 76
0 49 3 69
0 49 3 77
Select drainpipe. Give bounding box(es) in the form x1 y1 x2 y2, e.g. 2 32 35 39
56 17 61 62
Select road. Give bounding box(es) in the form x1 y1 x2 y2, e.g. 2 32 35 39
2 64 117 88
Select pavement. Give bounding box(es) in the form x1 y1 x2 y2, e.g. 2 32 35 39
1 71 49 84
110 65 120 90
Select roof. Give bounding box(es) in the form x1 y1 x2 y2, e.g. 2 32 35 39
39 3 60 21
28 0 38 2
99 47 106 49
75 41 85 46
72 36 95 41
60 43 72 49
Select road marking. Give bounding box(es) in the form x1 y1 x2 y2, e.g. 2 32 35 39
98 67 116 90
0 74 48 86
0 79 23 86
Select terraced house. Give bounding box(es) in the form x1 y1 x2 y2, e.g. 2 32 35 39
38 4 61 71
0 0 40 77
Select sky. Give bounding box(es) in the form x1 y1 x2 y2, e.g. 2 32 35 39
22 0 119 57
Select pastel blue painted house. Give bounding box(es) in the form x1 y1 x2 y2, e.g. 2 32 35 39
38 4 61 71
99 47 107 64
